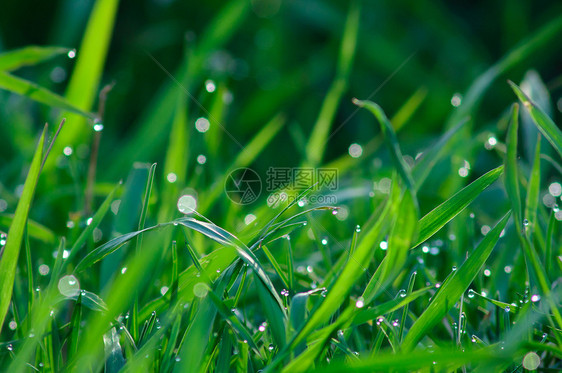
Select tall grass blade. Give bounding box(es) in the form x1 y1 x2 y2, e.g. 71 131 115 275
0 125 46 330
305 1 359 166
509 81 562 159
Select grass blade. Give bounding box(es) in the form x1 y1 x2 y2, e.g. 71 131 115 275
509 81 562 159
504 104 523 228
0 71 94 118
305 1 360 166
525 134 542 234
415 165 503 246
47 0 120 169
0 45 70 71
353 99 415 192
0 125 46 330
402 211 511 351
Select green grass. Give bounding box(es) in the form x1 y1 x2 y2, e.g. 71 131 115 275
1 1 562 372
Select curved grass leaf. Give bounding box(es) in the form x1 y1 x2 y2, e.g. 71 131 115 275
504 104 523 229
353 99 415 192
525 135 541 233
509 81 562 159
402 211 511 351
0 125 46 330
0 46 70 71
415 165 503 247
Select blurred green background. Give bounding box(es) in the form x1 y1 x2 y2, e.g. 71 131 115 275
0 0 561 228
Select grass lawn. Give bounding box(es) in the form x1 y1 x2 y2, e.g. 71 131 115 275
0 0 561 371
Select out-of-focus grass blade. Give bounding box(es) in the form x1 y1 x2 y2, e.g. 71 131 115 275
198 113 285 213
390 87 427 131
0 71 94 118
103 327 126 373
446 14 562 129
412 117 470 189
504 104 523 228
0 125 46 330
415 165 503 247
0 46 70 71
509 81 562 159
48 0 120 169
0 214 55 244
402 211 510 351
107 0 250 176
305 1 359 166
353 99 415 192
525 135 541 233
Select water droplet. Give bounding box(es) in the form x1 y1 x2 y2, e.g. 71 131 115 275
58 275 80 297
398 289 407 298
8 320 17 330
348 143 363 158
379 241 388 250
376 317 384 326
355 225 361 233
244 214 257 225
306 266 314 273
281 289 289 297
177 195 197 214
258 323 267 332
93 123 104 132
268 344 274 351
504 306 510 312
195 117 210 133
531 294 541 302
38 264 50 276
450 93 462 107
451 266 457 272
467 289 475 298
67 49 76 58
321 238 328 245
504 265 512 274
197 154 207 165
175 356 181 362
435 282 441 289
121 267 127 274
523 219 529 226
167 172 177 183
332 209 338 215
205 79 216 93
392 320 399 327
355 297 365 308
297 200 306 207
337 330 344 337
7 344 13 351
471 336 476 343
483 269 491 277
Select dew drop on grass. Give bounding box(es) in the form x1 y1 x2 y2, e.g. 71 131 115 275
93 123 104 132
451 266 457 272
177 195 197 214
392 320 399 327
297 199 306 207
121 267 127 274
321 238 328 245
268 344 275 351
355 225 361 233
523 219 529 227
67 49 76 58
483 268 491 277
398 289 406 298
6 344 13 351
467 289 475 298
531 294 541 302
58 275 80 297
355 297 365 308
197 154 207 164
379 241 388 250
8 320 17 330
205 79 216 93
504 306 510 312
331 209 338 215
